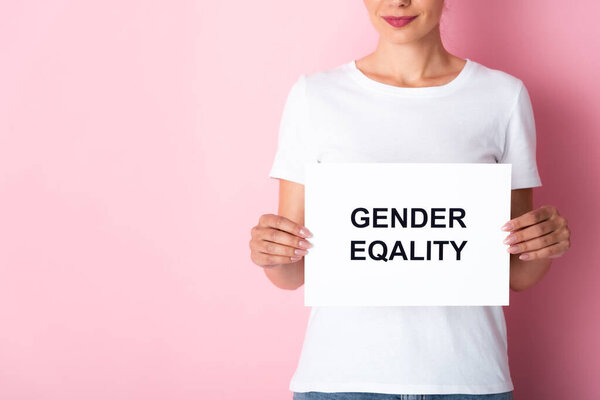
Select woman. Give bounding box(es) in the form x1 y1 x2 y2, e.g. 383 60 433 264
249 0 571 399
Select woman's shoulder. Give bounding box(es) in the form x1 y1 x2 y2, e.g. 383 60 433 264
467 59 526 94
299 60 353 89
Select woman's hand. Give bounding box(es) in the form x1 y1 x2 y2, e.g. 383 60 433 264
249 213 313 269
501 205 571 261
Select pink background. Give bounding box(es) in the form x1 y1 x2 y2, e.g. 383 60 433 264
0 1 598 399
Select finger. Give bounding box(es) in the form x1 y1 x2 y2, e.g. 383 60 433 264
253 251 305 268
502 205 555 232
518 240 570 261
259 213 312 238
507 228 567 254
258 239 309 258
254 226 313 249
503 218 557 246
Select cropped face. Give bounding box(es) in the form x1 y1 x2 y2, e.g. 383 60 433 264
362 0 445 44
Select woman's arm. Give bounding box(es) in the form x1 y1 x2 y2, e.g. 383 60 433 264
262 179 309 290
262 184 570 292
505 188 570 291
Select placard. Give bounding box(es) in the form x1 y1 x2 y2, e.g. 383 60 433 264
304 162 512 306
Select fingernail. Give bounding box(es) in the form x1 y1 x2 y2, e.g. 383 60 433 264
507 245 520 253
501 222 514 231
519 253 530 260
294 249 308 256
290 256 301 261
299 240 313 249
300 228 313 238
503 234 516 245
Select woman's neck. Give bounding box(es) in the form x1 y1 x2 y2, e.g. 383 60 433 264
356 26 465 88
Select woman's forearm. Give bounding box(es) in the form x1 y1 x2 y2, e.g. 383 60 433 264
509 255 552 291
263 251 552 292
263 259 304 290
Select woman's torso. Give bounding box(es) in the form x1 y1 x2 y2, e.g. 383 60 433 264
270 58 541 395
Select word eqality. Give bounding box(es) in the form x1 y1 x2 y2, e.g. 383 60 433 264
350 207 468 262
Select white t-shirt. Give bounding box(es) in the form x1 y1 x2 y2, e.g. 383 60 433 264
268 58 542 395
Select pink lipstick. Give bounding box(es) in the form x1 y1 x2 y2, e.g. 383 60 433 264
382 15 417 28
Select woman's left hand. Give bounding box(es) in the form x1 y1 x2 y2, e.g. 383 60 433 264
501 205 571 261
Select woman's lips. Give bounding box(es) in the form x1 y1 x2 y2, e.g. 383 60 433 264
382 15 417 28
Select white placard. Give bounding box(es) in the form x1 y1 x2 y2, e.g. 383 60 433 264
304 162 512 306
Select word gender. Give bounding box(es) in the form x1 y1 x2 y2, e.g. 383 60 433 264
351 207 467 229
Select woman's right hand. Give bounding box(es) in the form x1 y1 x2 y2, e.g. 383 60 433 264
249 213 313 269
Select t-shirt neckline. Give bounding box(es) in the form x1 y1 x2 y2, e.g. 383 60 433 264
346 58 473 97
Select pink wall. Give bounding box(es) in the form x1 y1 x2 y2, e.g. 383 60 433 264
0 1 598 399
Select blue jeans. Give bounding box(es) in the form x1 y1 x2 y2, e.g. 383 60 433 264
293 392 513 400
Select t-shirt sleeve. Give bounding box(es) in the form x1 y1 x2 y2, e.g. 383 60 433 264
268 74 314 185
499 81 543 190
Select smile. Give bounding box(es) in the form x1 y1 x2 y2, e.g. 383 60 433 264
382 15 417 28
